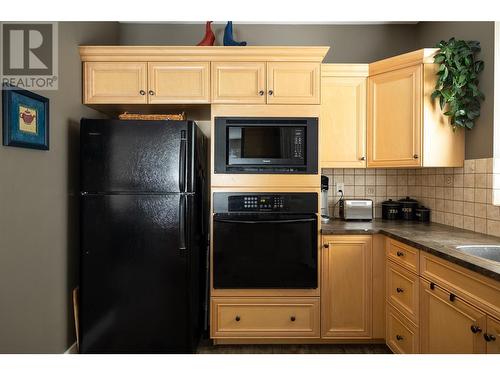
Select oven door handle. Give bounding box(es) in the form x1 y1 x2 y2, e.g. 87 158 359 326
213 217 317 224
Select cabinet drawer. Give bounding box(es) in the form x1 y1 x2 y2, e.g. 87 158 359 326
420 252 500 320
211 298 320 338
386 304 419 354
386 260 419 324
386 239 419 273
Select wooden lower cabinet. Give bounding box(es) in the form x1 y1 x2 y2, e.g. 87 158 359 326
211 298 320 339
386 304 419 353
321 235 372 338
420 279 487 353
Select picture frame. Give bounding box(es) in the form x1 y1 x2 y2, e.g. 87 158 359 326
2 84 49 150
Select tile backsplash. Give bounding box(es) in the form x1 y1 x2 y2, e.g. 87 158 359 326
321 158 500 237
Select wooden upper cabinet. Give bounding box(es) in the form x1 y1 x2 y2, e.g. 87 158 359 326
148 62 210 103
321 235 372 338
211 62 266 104
367 64 422 168
420 280 487 354
267 62 320 104
367 49 464 168
486 316 500 354
84 62 148 104
321 65 367 168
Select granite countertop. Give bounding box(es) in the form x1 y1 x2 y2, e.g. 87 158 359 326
321 219 500 281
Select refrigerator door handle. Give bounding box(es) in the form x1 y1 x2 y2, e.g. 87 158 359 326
179 195 187 252
179 130 187 193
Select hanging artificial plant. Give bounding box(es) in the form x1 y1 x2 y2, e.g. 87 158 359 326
431 38 485 130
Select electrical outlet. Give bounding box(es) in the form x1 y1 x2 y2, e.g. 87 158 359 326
336 182 344 196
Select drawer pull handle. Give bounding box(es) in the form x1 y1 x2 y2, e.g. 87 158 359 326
449 293 456 302
430 282 435 290
471 325 482 334
235 316 241 322
396 251 404 257
396 335 404 341
290 316 296 322
484 333 496 342
396 287 404 293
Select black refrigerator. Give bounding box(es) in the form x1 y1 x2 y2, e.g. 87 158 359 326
79 119 208 353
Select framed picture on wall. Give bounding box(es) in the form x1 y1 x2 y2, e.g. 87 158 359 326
2 84 49 150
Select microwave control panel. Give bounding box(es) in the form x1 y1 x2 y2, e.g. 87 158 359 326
293 129 304 159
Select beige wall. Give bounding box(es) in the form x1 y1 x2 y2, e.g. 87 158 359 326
118 23 419 63
0 22 119 353
416 22 495 160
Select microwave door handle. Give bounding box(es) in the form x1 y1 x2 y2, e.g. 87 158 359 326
213 218 316 224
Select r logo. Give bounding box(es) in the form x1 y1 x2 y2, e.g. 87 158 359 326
1 22 58 89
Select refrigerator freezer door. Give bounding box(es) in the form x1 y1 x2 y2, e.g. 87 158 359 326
80 119 191 193
80 194 196 353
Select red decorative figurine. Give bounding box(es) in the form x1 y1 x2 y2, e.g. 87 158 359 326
197 21 215 46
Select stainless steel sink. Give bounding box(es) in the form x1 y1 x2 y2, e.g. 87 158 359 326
455 245 500 263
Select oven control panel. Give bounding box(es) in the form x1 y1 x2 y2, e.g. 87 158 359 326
236 195 285 211
213 192 318 214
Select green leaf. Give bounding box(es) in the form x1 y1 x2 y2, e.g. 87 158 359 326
433 38 484 131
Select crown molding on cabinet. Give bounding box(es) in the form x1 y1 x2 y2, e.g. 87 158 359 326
321 63 369 77
79 46 330 62
369 48 439 76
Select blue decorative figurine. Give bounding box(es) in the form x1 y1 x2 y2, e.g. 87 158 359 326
223 21 247 46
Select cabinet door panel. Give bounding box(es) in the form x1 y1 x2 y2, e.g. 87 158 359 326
486 316 500 354
367 65 422 167
322 236 372 338
84 62 147 104
267 62 320 104
420 279 487 353
321 75 366 168
211 62 266 104
148 62 210 103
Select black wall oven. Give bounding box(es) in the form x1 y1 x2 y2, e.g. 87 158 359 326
214 117 318 174
212 192 318 289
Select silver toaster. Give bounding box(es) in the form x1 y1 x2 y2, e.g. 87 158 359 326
339 199 373 221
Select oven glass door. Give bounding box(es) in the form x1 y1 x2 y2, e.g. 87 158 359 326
213 213 318 289
227 126 305 166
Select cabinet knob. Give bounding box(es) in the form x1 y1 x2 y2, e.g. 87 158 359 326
484 333 496 342
259 90 265 96
235 316 241 322
430 282 436 290
396 335 404 341
413 154 419 159
360 156 366 161
396 287 404 293
139 90 146 96
148 90 155 96
290 316 296 322
449 293 456 302
396 251 404 257
268 90 274 96
323 244 329 249
470 325 482 334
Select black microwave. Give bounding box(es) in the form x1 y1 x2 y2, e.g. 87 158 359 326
214 117 318 174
